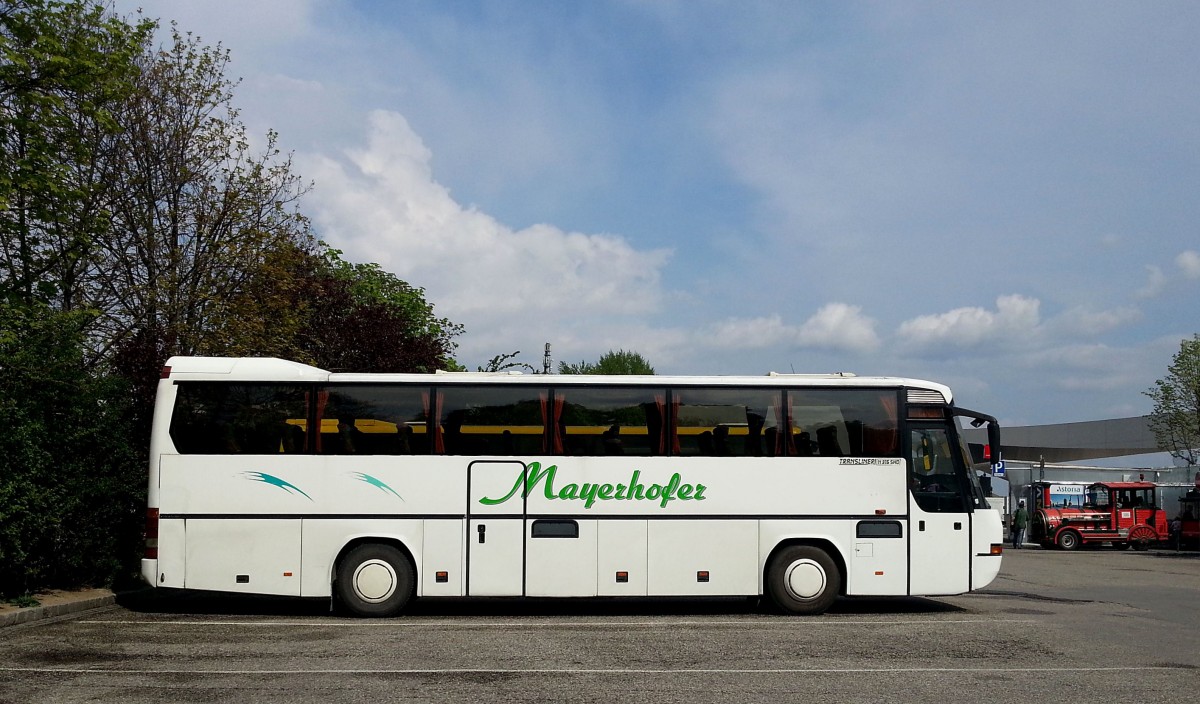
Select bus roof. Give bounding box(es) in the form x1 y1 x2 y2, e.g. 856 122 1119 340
162 356 954 400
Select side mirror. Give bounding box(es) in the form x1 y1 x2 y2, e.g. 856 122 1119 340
988 421 1002 469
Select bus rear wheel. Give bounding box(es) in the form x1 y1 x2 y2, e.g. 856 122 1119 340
336 543 414 617
766 545 839 615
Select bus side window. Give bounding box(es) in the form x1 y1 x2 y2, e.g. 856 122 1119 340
672 388 779 457
317 385 429 455
815 426 844 456
558 388 665 456
170 383 307 455
436 386 544 456
788 389 899 458
280 422 305 453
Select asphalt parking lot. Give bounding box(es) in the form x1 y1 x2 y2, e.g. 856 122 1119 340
2 548 1198 703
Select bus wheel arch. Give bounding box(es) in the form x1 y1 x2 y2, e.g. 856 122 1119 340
764 540 844 615
334 539 416 617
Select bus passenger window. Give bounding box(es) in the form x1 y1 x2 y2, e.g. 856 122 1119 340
558 388 665 456
815 426 844 456
673 388 779 458
789 389 899 458
436 386 545 456
317 385 429 455
170 383 308 455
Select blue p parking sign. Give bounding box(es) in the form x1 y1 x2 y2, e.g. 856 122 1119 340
993 459 1006 477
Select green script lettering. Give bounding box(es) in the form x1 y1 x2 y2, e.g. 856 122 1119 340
580 483 601 508
629 470 646 500
478 462 708 508
658 473 682 508
478 462 556 505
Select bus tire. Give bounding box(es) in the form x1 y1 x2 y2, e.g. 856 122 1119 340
335 543 414 617
1056 530 1081 551
766 545 839 615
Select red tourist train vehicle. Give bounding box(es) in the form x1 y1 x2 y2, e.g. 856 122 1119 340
1030 481 1169 550
1177 490 1200 549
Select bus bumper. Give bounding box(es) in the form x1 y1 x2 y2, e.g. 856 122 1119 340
140 559 158 587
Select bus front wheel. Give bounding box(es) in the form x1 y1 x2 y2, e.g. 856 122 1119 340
336 543 414 617
766 545 840 615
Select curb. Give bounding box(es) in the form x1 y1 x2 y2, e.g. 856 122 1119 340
0 591 117 629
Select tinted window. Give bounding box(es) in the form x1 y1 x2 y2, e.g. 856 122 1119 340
673 388 781 457
910 427 966 513
556 388 665 456
437 386 545 456
1086 487 1111 509
318 385 430 455
531 519 580 538
857 521 903 538
170 383 308 454
789 389 899 457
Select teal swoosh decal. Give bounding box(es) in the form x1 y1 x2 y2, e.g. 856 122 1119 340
244 471 312 501
352 472 404 501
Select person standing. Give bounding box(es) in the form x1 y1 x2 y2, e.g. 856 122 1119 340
1011 500 1029 549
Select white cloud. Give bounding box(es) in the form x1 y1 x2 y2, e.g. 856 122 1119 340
1136 265 1167 300
300 110 672 363
126 0 317 52
895 295 1041 353
106 1 1200 427
1022 344 1145 392
1049 306 1142 337
707 315 796 350
700 304 880 354
796 303 880 352
1177 250 1200 279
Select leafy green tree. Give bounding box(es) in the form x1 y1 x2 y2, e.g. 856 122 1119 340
292 247 463 373
208 242 463 373
0 0 150 598
478 351 535 373
0 302 141 597
0 2 467 598
559 349 655 375
0 0 152 309
93 24 313 359
1145 334 1200 466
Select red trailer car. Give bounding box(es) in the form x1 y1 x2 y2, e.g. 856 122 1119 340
1176 490 1200 549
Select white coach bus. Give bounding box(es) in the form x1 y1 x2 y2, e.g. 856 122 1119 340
141 356 1004 616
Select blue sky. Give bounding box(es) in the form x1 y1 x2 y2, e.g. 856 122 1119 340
116 1 1200 429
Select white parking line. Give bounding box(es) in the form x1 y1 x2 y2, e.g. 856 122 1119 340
0 665 1183 675
77 618 1037 628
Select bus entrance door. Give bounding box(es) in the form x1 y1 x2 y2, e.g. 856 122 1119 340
908 428 971 595
467 460 526 596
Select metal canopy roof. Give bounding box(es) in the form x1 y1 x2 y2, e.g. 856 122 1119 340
964 416 1160 463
